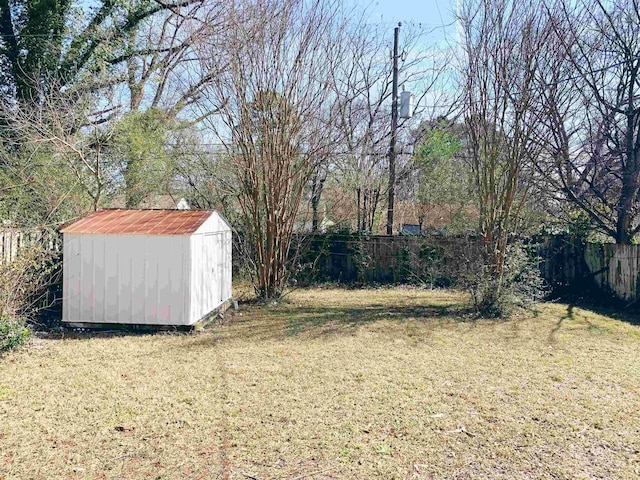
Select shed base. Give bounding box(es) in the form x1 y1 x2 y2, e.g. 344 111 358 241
63 299 234 332
62 322 196 332
193 298 233 329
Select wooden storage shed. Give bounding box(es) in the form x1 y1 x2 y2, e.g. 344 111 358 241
61 209 232 327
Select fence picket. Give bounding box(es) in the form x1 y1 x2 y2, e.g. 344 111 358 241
0 229 62 264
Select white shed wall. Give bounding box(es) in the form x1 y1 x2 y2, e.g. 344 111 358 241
194 212 231 235
222 230 232 302
63 233 191 325
189 229 232 323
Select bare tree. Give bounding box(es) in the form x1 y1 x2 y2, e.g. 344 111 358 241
0 82 117 220
200 0 346 298
326 20 448 233
459 0 547 313
110 0 228 123
0 0 205 104
533 0 640 243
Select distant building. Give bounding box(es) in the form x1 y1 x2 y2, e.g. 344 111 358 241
107 194 189 210
401 224 421 235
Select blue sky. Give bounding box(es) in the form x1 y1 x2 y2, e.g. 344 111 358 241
355 0 457 43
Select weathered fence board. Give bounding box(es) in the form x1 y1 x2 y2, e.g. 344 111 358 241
536 236 587 290
1 229 25 264
537 236 640 304
584 243 640 302
297 233 483 285
0 229 62 264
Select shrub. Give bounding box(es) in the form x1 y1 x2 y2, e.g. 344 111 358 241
467 242 548 318
0 238 58 352
0 317 29 353
392 246 411 284
292 229 373 286
410 236 486 289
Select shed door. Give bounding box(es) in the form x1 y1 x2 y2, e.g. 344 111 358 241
205 232 224 307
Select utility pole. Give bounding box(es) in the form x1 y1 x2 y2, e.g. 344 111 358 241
386 22 400 235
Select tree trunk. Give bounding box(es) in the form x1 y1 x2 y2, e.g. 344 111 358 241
616 108 640 244
310 170 325 232
616 187 636 244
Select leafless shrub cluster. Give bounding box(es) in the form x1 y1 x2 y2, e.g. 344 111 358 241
0 238 58 351
457 0 548 313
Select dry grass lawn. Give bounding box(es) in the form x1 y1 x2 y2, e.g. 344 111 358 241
1 287 640 479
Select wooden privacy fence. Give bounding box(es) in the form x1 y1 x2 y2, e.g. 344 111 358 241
300 233 640 304
296 233 484 285
0 229 62 263
583 243 640 302
4 227 640 311
1 229 29 264
537 235 640 303
537 236 587 291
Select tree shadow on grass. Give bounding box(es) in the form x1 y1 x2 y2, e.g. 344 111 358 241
282 303 472 337
177 301 476 352
554 303 575 329
545 299 640 345
547 303 577 344
575 302 640 327
30 293 474 348
551 289 640 327
32 324 197 342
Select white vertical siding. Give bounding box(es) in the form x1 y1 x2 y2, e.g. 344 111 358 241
143 237 157 325
189 233 214 323
193 211 233 316
224 230 232 300
189 229 232 324
104 236 119 324
130 236 147 323
155 236 179 324
63 233 191 325
62 210 231 326
189 233 201 323
117 236 135 324
62 234 82 323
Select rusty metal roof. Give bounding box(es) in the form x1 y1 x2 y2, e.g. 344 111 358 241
61 209 213 235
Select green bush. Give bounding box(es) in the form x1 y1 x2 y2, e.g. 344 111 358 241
0 317 29 353
293 229 372 285
392 246 411 283
417 242 452 287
